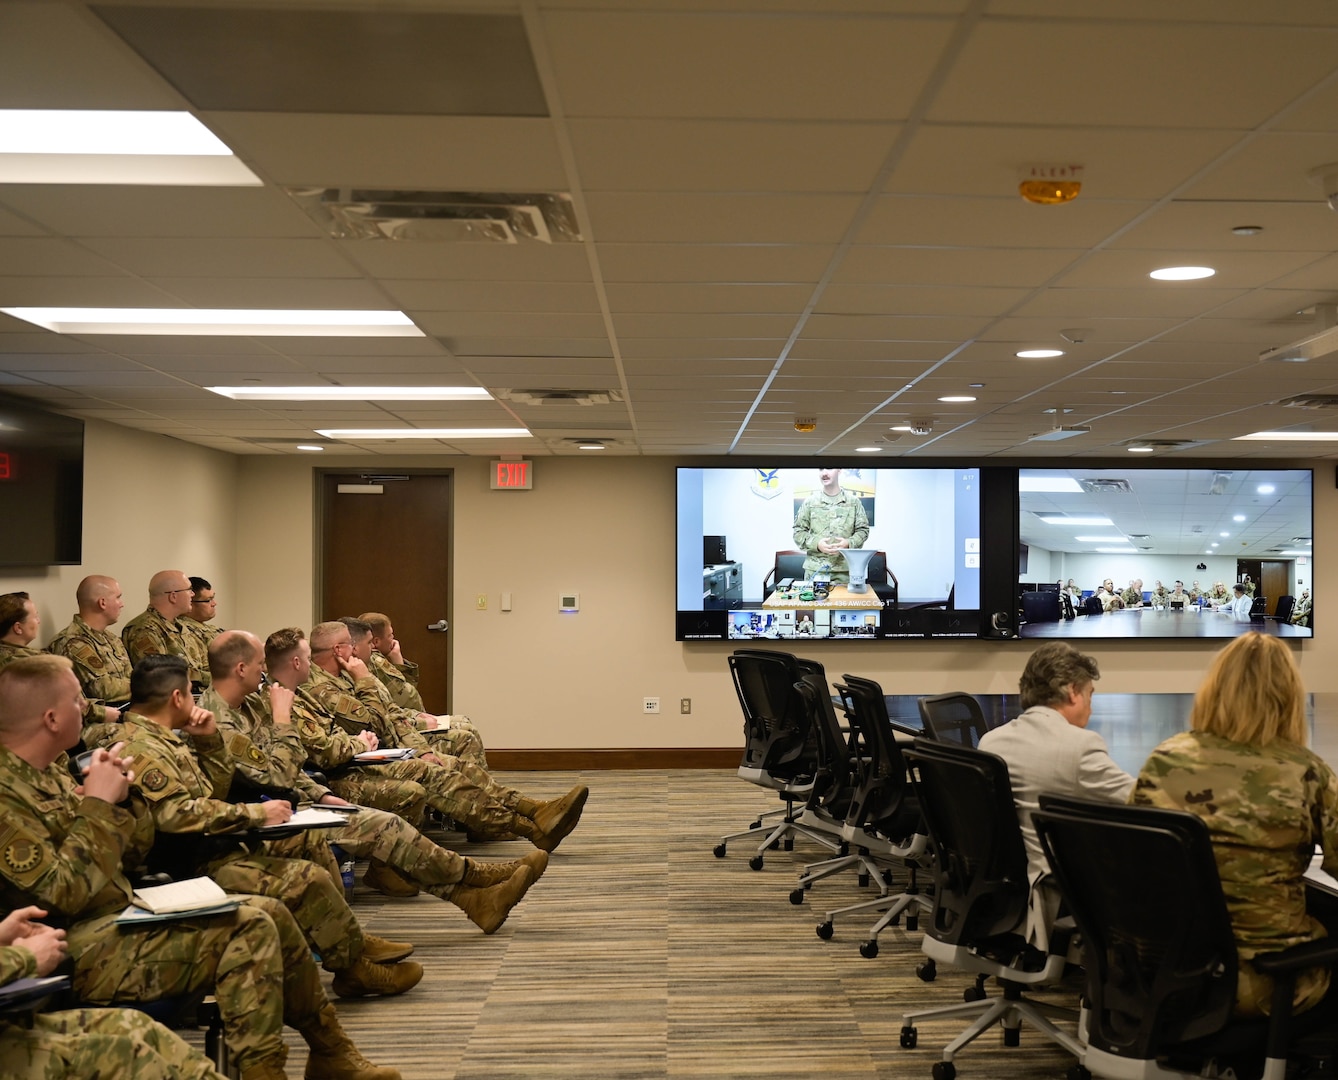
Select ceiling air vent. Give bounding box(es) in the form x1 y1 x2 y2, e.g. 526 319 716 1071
1079 478 1133 494
1279 393 1338 409
286 188 581 243
494 388 624 406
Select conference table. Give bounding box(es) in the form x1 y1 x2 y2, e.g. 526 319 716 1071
1020 607 1310 639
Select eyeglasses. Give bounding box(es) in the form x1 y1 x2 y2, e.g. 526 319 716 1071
192 596 217 605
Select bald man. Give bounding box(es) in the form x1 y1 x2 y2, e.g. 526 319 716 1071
121 570 210 689
48 575 133 747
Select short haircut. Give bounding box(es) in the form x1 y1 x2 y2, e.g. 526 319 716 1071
130 654 190 707
309 621 348 652
1017 641 1101 710
208 631 260 680
265 627 305 669
1234 584 1246 595
0 592 31 638
338 616 372 641
359 612 391 637
1191 633 1305 746
75 575 117 610
0 654 74 735
189 576 212 596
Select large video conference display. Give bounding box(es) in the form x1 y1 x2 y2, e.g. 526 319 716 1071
1018 467 1314 640
676 466 981 641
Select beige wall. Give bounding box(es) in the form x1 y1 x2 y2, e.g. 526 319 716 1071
0 419 238 636
10 429 1333 749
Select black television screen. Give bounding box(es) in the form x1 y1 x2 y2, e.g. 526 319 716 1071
675 466 982 641
0 394 83 566
1018 467 1312 640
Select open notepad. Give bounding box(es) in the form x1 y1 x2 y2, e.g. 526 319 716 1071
116 877 242 926
254 807 351 833
351 747 416 764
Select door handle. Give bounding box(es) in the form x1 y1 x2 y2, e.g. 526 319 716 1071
426 619 449 633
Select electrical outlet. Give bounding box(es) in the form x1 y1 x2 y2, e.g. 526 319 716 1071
475 594 487 610
643 697 660 714
680 698 691 714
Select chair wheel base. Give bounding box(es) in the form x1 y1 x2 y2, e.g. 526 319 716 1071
816 921 834 940
1003 1027 1020 1047
748 855 764 871
963 985 986 1002
712 844 727 858
915 959 936 982
899 1026 917 1049
1066 1067 1092 1080
906 915 918 932
932 1062 956 1080
859 940 879 958
789 888 805 905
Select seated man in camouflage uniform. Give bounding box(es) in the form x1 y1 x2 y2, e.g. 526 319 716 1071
121 570 210 690
271 626 585 851
0 904 229 1080
1293 588 1312 627
119 655 423 1001
351 614 486 766
47 575 135 749
201 630 544 928
0 653 400 1080
181 576 223 658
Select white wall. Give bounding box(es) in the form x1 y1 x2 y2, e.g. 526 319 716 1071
1025 550 1308 597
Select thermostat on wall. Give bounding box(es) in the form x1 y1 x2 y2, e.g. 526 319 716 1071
559 593 579 612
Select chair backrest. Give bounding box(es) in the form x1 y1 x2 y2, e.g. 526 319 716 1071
1021 590 1062 624
917 692 991 748
1033 795 1238 1059
903 738 1029 946
836 673 917 837
794 663 859 822
1084 594 1104 616
1250 594 1268 616
728 649 815 776
762 550 807 595
1275 594 1295 621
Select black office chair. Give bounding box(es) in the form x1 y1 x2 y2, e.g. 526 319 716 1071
1251 594 1269 616
917 693 991 749
1034 795 1338 1080
1020 590 1062 624
714 649 841 869
1274 594 1295 622
898 739 1083 1080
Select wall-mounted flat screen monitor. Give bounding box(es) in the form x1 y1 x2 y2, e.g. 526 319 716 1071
1018 467 1313 640
0 394 83 566
675 466 982 641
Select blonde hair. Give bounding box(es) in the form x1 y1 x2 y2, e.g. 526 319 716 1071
359 612 391 637
0 654 75 734
1190 632 1306 746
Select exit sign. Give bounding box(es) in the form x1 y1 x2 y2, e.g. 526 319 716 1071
490 459 533 490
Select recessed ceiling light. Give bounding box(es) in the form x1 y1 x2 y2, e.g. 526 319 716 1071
1074 536 1126 542
1149 265 1216 281
1038 516 1112 526
0 110 260 185
1211 543 1219 547
1220 532 1230 538
1277 550 1310 556
314 427 530 440
1127 445 1155 452
1235 431 1338 442
1232 514 1246 522
1095 546 1137 554
577 442 606 450
1257 484 1276 493
938 395 976 403
295 444 325 452
889 425 913 432
855 446 882 453
1 308 423 337
1015 349 1065 359
1019 476 1083 493
209 385 489 401
1231 225 1263 236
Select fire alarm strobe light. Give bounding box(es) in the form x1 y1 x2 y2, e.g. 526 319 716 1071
1019 164 1084 205
793 417 817 433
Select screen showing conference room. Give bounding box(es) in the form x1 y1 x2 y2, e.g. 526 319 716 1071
1018 467 1313 640
676 466 981 641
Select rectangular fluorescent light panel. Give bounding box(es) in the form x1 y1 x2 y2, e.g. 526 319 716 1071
1018 476 1084 493
0 308 422 337
1234 431 1338 441
209 386 490 402
1095 546 1137 554
315 428 531 440
1038 516 1112 526
1074 536 1126 543
0 110 261 185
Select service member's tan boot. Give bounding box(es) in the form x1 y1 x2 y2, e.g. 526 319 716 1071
461 850 549 888
241 1056 290 1080
363 859 421 897
515 785 588 852
359 933 414 963
302 1003 402 1080
330 957 424 999
449 865 536 934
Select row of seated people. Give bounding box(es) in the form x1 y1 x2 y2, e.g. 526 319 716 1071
0 574 590 1079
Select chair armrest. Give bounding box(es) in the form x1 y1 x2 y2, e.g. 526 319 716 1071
1250 937 1338 975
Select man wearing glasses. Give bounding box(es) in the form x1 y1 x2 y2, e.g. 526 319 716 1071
121 570 211 690
180 576 222 681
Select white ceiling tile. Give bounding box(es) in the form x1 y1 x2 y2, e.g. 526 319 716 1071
596 244 834 284
340 241 593 282
77 238 359 278
585 193 863 244
382 280 601 314
856 196 1146 248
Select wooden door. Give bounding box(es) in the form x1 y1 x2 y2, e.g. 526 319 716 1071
1260 560 1290 615
319 471 452 712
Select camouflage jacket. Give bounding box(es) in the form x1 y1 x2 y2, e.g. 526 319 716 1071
305 666 430 754
1133 730 1338 1018
200 685 328 802
180 616 221 676
0 943 35 984
287 682 367 773
0 743 142 923
46 615 132 707
792 489 869 578
122 607 209 686
370 650 425 713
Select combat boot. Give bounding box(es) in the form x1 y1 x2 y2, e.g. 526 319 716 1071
330 956 424 999
363 859 421 897
529 785 588 847
302 1003 402 1080
241 1056 290 1080
360 933 414 963
461 850 548 888
449 865 536 934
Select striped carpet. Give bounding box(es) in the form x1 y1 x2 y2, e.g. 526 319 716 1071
189 770 1081 1080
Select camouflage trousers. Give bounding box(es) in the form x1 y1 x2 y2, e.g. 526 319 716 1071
330 757 525 836
422 715 487 767
324 804 465 896
0 1008 225 1079
203 839 364 971
68 894 326 1072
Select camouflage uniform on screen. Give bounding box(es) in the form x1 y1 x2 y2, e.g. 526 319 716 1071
792 489 869 583
122 607 209 688
46 617 134 749
364 653 487 766
1293 591 1313 627
1132 729 1338 1018
118 712 368 972
1120 586 1142 607
0 742 331 1073
300 668 535 839
203 687 470 894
